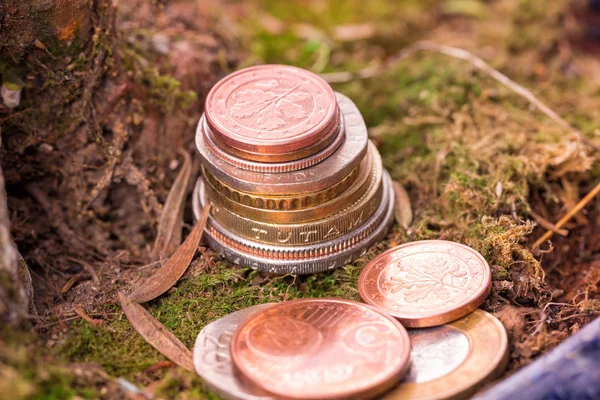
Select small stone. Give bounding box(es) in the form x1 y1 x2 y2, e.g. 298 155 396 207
1 84 21 108
151 33 171 55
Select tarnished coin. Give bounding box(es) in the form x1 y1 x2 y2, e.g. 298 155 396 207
205 64 338 158
384 310 508 400
358 240 492 327
230 298 411 400
193 304 276 400
196 93 368 195
201 110 345 172
203 142 380 224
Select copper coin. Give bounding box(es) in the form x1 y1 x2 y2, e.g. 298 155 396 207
384 310 508 400
201 110 344 172
196 92 368 195
230 298 411 399
205 109 341 163
205 64 338 156
193 304 275 400
358 240 492 328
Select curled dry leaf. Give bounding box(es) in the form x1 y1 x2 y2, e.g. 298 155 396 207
129 204 211 303
152 149 192 258
392 180 413 230
118 292 194 371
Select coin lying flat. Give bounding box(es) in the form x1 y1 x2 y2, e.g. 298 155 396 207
193 304 275 400
384 310 508 400
230 298 411 400
205 64 338 158
196 93 368 195
358 240 492 327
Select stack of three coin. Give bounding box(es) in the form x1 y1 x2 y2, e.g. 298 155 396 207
193 65 394 274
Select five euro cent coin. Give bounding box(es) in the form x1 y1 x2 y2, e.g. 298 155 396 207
229 298 411 399
193 304 276 400
358 240 492 328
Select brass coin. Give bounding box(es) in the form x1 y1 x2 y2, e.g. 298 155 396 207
205 109 341 163
194 173 394 274
204 142 381 224
201 111 344 173
196 93 368 195
201 165 358 211
384 310 508 400
193 167 387 246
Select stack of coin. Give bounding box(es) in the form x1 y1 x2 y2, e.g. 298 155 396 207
193 64 394 274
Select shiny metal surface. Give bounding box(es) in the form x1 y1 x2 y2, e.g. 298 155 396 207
230 298 411 400
205 64 338 157
193 304 276 400
196 93 368 195
358 240 492 327
203 143 380 224
193 171 389 247
385 310 508 400
201 111 344 172
194 173 394 274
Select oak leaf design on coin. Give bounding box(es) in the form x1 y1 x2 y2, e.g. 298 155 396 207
229 81 312 131
381 254 470 304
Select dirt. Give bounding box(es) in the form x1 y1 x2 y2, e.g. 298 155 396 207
1 0 600 398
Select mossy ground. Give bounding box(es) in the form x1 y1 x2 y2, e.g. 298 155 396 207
2 0 600 399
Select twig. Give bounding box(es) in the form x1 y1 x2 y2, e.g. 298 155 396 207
321 40 600 151
532 181 600 249
528 210 569 237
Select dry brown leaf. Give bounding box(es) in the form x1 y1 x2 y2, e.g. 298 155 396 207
152 149 192 258
117 292 194 371
130 204 211 303
392 180 413 230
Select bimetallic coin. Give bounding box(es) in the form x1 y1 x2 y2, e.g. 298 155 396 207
193 170 388 247
193 304 276 400
205 109 341 163
196 93 368 195
201 111 344 172
230 298 411 400
195 173 394 274
204 143 380 224
201 164 358 211
205 64 338 157
358 240 492 328
384 310 508 400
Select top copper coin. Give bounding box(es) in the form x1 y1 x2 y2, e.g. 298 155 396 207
230 298 411 400
358 240 492 328
205 64 338 156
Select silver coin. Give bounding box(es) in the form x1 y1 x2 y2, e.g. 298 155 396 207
193 304 276 400
195 93 368 195
195 172 395 275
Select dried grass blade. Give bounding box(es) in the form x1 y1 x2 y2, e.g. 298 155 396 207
392 180 413 230
130 204 211 303
152 149 192 258
117 291 194 371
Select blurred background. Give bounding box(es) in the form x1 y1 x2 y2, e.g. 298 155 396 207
1 0 600 398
